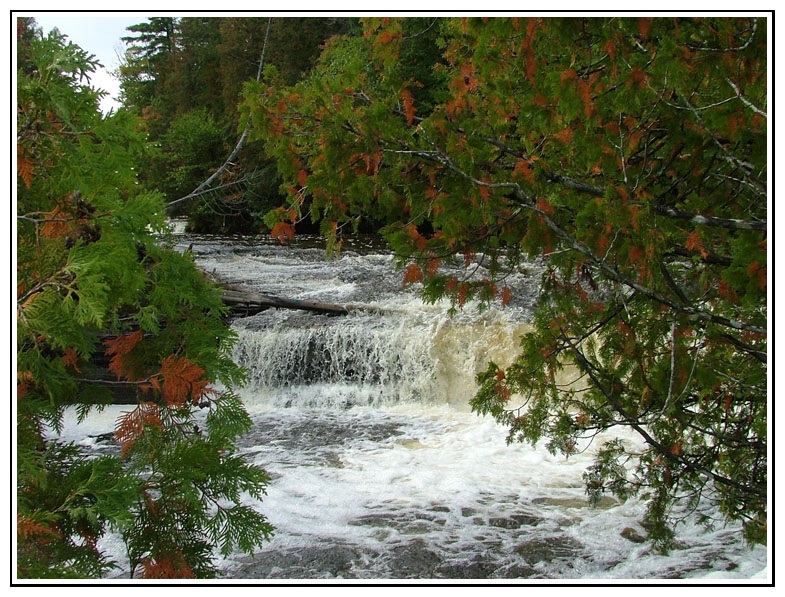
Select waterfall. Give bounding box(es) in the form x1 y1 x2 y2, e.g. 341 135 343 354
232 309 530 409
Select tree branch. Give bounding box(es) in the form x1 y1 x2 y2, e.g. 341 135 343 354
165 17 272 215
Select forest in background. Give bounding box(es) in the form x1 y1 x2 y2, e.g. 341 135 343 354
117 17 358 233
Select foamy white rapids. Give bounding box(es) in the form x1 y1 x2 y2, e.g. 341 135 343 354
233 307 530 409
58 233 768 580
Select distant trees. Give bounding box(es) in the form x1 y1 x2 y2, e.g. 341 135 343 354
117 17 353 232
244 16 768 550
16 19 273 578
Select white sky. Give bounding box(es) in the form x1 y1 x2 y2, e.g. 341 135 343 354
30 15 144 113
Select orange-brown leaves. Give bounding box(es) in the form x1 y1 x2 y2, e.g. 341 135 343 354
514 158 536 184
405 224 428 251
718 280 740 303
17 369 34 391
462 247 476 267
604 39 617 60
595 233 610 254
18 514 61 540
158 355 207 408
747 261 767 291
577 78 594 118
638 17 654 40
115 402 161 457
297 169 308 187
553 128 574 145
628 245 644 266
375 30 401 45
536 197 555 217
627 205 642 231
627 67 648 89
445 98 466 120
560 69 578 84
494 381 511 402
141 553 196 579
501 286 513 307
40 206 71 239
457 283 470 308
401 89 416 125
17 143 34 189
62 347 80 373
271 222 296 244
402 264 423 287
426 258 441 277
685 230 709 259
105 330 144 381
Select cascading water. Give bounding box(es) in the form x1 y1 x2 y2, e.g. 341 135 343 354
233 311 530 409
64 230 767 580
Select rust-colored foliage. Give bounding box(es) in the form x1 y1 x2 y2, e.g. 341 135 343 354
401 89 416 125
40 206 71 239
638 17 654 40
552 128 574 145
141 553 196 579
17 143 34 189
718 280 740 303
426 258 441 277
514 159 536 184
577 78 593 118
685 230 709 259
501 286 513 307
115 402 162 457
457 283 470 308
604 38 617 59
270 221 296 243
61 347 80 373
18 514 61 540
747 261 767 291
560 68 578 84
157 355 208 408
535 197 555 217
402 264 424 287
104 330 144 381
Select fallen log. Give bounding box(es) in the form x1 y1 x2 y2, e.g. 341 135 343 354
220 286 351 316
207 273 377 317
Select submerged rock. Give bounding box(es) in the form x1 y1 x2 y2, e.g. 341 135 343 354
620 527 647 544
231 545 364 579
514 536 583 565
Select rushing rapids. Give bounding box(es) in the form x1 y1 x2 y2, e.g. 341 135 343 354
62 227 768 580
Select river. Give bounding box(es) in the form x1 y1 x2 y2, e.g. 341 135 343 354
63 226 768 580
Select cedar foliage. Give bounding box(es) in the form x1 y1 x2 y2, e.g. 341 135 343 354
16 19 273 578
245 17 768 550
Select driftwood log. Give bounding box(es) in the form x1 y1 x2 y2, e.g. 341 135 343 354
219 283 351 317
202 269 377 317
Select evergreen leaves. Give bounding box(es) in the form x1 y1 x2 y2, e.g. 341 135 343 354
245 16 767 551
17 19 272 579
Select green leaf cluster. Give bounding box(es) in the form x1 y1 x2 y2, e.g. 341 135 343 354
244 16 767 551
17 19 272 578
